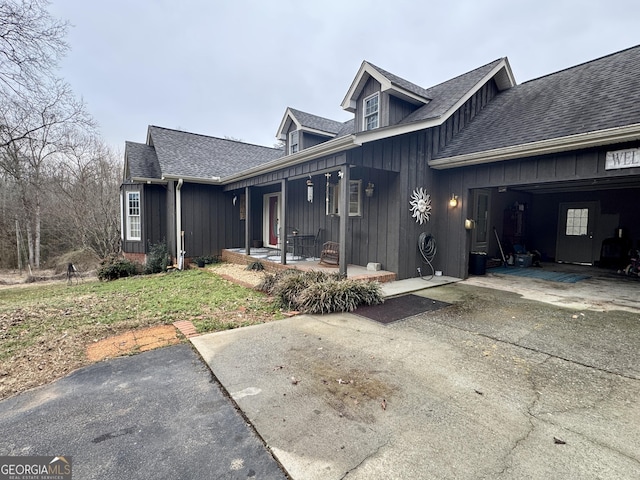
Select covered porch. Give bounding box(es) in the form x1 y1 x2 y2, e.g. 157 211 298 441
221 248 397 283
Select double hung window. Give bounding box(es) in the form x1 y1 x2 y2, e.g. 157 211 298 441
127 191 141 241
363 93 379 131
289 130 299 154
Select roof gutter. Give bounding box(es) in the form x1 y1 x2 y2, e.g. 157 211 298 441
129 177 168 184
222 134 358 184
161 175 222 184
429 123 640 170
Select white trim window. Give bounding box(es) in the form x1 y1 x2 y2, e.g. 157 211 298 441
289 130 299 154
326 180 362 217
363 93 379 131
126 191 141 241
565 208 589 236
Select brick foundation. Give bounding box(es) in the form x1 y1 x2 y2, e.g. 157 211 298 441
123 252 146 265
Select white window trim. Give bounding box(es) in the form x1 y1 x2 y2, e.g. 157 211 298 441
326 180 362 217
126 191 141 241
363 92 379 131
289 129 299 154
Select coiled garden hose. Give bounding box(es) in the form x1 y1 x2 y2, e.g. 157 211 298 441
418 233 437 280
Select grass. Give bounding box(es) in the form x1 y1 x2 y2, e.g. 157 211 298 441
0 269 281 362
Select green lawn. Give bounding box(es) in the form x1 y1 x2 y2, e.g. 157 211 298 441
0 269 280 362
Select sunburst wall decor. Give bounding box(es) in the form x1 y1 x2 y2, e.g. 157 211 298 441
409 187 432 224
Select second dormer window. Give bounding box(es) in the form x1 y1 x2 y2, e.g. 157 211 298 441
363 93 379 131
289 130 299 154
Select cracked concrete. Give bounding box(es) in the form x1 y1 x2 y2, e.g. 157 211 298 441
192 281 640 479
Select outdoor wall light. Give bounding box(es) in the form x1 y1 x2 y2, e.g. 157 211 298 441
232 195 237 206
307 178 314 203
449 194 458 208
365 182 375 197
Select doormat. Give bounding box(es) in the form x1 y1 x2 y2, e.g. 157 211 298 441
355 294 451 324
489 266 591 283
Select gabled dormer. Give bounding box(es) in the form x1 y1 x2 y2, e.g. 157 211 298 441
276 108 344 155
341 61 432 133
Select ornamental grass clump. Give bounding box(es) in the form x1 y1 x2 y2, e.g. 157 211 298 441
256 269 383 314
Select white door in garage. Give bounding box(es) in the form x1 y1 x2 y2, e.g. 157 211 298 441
556 202 598 264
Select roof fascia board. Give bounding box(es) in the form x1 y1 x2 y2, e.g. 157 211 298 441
341 62 429 112
222 134 357 183
276 108 302 140
160 174 223 185
129 177 168 184
429 124 640 170
354 59 515 145
299 126 336 138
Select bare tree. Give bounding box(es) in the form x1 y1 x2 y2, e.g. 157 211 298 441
52 135 122 259
0 80 93 268
0 0 69 148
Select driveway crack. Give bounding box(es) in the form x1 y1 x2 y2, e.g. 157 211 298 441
339 437 390 479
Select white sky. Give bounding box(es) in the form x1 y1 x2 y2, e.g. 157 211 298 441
48 0 640 152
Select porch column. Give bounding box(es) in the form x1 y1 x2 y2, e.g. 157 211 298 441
281 179 287 265
339 165 349 277
244 186 251 256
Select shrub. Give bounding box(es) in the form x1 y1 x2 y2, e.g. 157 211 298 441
246 260 264 271
97 257 139 281
298 279 383 314
257 269 382 314
144 241 170 274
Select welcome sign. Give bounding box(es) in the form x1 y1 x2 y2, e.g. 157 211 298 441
605 147 640 170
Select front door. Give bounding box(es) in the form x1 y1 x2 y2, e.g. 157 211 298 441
263 193 280 248
556 202 598 264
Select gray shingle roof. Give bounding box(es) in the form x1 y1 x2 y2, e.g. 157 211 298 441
125 141 161 179
434 45 640 159
148 126 284 179
400 58 505 124
288 108 344 135
366 62 433 101
335 118 355 137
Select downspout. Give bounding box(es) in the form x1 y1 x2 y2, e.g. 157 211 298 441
176 179 184 269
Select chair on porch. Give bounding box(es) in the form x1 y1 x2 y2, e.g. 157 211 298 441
302 228 322 259
319 241 339 266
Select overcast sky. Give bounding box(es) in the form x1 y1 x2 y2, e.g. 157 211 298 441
48 0 640 153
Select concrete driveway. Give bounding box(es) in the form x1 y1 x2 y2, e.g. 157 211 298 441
192 282 640 479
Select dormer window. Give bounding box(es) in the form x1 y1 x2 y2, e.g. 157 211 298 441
363 93 379 130
289 130 299 154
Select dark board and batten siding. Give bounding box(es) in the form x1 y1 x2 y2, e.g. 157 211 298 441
121 183 144 254
121 183 168 255
224 152 348 191
180 183 242 258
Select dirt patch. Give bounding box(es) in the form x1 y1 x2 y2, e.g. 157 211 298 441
209 263 267 288
86 325 181 362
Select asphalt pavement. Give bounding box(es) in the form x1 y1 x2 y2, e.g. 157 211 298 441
0 344 287 480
